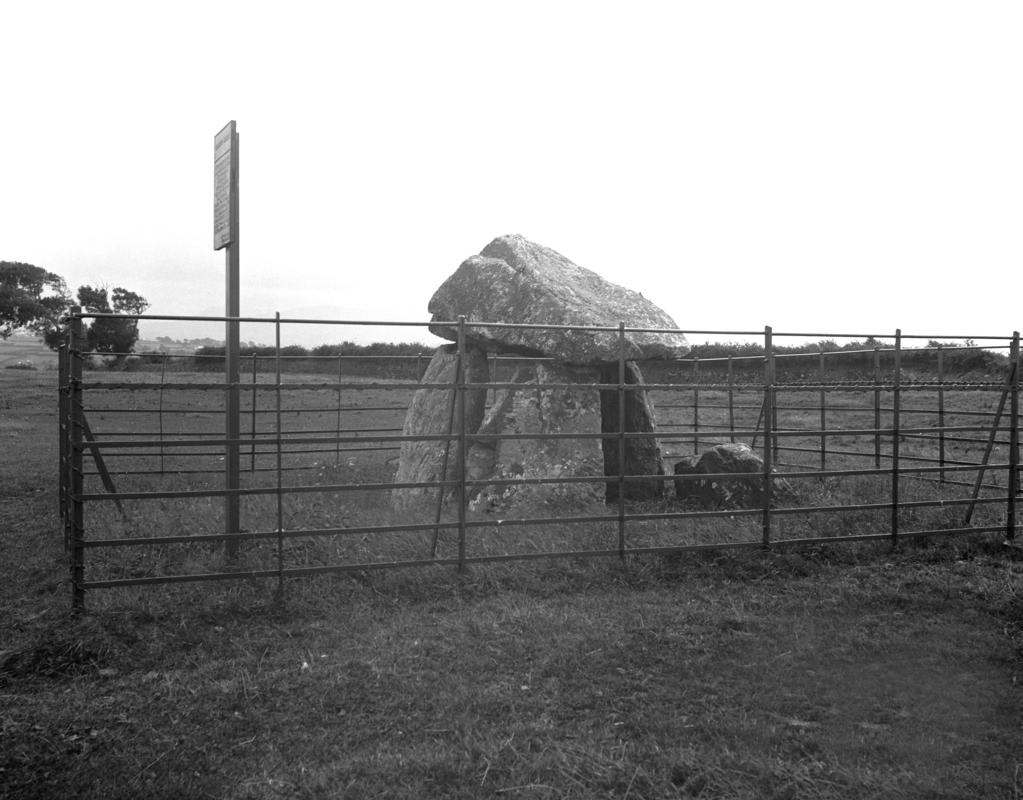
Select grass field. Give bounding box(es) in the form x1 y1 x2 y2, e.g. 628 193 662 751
2 364 1022 799
0 334 58 370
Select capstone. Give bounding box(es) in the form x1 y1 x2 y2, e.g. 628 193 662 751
428 234 688 364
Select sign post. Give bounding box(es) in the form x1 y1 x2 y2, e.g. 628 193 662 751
215 121 241 556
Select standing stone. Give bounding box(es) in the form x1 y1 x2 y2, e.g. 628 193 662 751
468 362 607 512
391 345 489 510
599 362 665 501
428 234 689 364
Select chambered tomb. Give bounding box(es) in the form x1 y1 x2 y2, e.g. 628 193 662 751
392 234 689 512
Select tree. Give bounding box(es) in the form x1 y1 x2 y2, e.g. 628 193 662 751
0 261 70 340
76 285 150 363
0 263 151 360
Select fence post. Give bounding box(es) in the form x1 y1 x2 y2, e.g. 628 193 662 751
937 345 946 483
727 355 735 443
692 356 700 455
772 358 780 465
891 330 902 544
456 316 467 572
158 353 167 474
225 323 241 559
1008 331 1019 542
68 310 85 611
617 321 627 559
819 346 827 475
275 313 285 599
336 354 344 465
58 343 68 529
762 326 774 548
250 353 258 472
873 347 882 470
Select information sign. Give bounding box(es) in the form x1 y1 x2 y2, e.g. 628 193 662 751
214 121 236 250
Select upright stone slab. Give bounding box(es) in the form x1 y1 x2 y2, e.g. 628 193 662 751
599 362 665 501
428 234 689 364
391 344 489 511
468 362 607 512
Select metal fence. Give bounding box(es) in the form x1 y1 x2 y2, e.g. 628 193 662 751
58 313 1021 609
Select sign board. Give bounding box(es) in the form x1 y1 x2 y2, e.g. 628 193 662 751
213 121 236 250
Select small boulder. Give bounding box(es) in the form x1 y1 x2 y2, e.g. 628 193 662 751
673 444 795 508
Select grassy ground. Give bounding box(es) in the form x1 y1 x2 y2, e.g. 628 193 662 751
2 368 1022 799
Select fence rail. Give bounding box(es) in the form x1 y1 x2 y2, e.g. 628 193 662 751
58 314 1021 609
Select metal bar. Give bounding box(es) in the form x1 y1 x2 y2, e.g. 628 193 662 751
874 347 882 469
158 353 167 474
762 326 774 547
275 313 285 599
892 330 901 543
747 444 1006 467
937 345 945 483
77 375 1010 394
1007 333 1019 541
727 355 735 443
77 421 1003 453
62 312 1022 346
224 222 241 557
78 312 1016 342
228 404 408 415
964 361 1014 525
618 321 627 559
87 520 465 548
69 311 85 611
82 457 1012 504
78 414 127 521
80 520 1015 593
749 392 767 450
84 492 1010 551
251 353 258 472
58 344 69 528
692 356 700 455
81 425 402 439
819 347 826 474
772 368 780 464
456 317 467 572
336 355 343 464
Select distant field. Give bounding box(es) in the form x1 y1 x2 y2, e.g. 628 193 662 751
0 335 57 370
0 335 205 371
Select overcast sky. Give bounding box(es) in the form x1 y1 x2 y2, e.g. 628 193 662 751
3 2 1021 349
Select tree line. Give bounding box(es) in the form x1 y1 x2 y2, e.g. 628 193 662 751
192 341 430 379
4 261 1003 378
1 261 149 365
